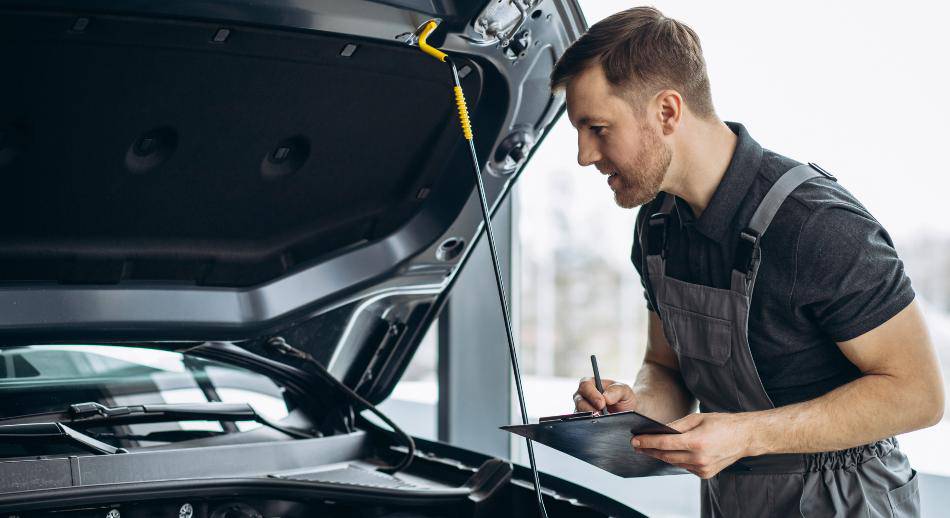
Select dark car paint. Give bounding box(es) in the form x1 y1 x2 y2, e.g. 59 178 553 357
0 1 649 516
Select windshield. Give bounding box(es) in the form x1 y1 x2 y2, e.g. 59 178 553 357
0 345 295 454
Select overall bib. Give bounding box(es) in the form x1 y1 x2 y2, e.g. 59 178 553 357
641 164 920 517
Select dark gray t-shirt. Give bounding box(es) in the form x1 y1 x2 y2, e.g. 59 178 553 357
631 122 915 407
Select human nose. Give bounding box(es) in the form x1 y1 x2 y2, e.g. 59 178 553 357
577 133 600 167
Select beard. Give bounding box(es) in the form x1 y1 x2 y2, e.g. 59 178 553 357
609 125 672 209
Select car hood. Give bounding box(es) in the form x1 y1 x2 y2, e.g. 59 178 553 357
0 0 585 402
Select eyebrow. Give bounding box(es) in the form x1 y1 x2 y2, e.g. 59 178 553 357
576 116 607 126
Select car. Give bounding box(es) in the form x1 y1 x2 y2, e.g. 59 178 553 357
0 1 646 516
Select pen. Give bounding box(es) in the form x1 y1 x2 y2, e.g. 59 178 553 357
590 354 609 415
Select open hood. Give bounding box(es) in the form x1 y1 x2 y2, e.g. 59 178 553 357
0 0 586 402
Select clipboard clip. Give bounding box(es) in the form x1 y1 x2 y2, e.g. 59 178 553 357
538 411 595 423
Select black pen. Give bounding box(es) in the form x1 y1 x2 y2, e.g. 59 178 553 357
590 354 609 415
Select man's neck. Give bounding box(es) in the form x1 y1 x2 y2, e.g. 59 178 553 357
664 120 738 218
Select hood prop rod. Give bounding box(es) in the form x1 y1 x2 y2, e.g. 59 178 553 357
415 20 549 518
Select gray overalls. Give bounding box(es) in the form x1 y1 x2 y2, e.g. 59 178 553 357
641 164 920 517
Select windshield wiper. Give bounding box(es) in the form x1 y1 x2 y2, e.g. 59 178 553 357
0 402 313 439
0 422 126 454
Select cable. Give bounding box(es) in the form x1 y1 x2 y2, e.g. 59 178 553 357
414 19 549 518
266 337 416 474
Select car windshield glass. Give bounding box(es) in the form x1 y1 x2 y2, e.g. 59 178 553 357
0 345 294 453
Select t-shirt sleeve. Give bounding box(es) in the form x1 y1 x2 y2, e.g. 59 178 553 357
792 205 915 342
631 206 657 312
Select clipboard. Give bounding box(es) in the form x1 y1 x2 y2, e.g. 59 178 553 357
501 410 689 478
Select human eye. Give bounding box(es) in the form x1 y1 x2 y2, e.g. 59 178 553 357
591 125 607 136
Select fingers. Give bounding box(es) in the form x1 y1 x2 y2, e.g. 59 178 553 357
636 448 697 466
574 377 616 412
603 382 635 408
666 412 704 433
573 392 601 413
683 466 706 478
635 445 720 479
632 432 687 451
573 393 598 412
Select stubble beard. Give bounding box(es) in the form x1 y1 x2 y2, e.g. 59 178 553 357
611 127 672 209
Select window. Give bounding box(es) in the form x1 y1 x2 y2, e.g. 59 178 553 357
515 1 950 515
378 321 439 440
0 345 292 453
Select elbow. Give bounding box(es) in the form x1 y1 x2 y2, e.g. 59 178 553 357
918 379 945 428
933 405 946 427
927 390 945 427
894 371 945 430
921 402 944 429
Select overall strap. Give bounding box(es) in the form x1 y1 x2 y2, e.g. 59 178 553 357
639 192 676 312
643 192 676 257
734 163 835 273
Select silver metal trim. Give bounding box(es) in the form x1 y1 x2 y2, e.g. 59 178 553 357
326 285 443 372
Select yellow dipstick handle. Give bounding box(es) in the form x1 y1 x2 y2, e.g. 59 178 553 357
454 86 473 141
418 20 447 62
414 20 471 141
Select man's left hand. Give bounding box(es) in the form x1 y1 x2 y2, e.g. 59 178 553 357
632 412 758 479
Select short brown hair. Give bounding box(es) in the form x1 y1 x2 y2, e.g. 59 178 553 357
551 6 716 119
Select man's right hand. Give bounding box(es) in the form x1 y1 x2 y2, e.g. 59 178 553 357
573 377 639 414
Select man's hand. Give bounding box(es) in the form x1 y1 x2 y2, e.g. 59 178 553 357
632 412 756 479
573 377 638 414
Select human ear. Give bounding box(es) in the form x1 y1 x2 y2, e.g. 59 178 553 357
655 90 682 135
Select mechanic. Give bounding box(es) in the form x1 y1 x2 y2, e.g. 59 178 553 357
556 6 944 517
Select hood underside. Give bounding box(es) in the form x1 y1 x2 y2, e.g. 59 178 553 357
0 0 586 399
1 8 479 287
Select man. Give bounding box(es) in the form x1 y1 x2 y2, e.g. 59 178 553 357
557 6 944 517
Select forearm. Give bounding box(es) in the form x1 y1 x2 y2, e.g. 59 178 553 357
747 372 943 456
633 360 696 424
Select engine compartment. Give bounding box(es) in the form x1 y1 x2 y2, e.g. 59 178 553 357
12 498 442 518
0 432 641 518
15 492 605 518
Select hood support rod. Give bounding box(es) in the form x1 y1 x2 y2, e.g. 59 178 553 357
415 20 549 518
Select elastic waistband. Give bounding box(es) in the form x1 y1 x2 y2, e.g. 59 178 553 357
725 437 898 474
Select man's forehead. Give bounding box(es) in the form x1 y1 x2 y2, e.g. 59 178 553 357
565 67 624 127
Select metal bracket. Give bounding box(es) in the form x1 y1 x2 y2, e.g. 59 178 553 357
473 0 537 47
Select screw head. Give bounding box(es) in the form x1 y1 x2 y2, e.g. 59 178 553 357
273 146 291 161
212 28 230 42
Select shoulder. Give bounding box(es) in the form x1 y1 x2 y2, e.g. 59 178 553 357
758 150 882 243
757 152 903 291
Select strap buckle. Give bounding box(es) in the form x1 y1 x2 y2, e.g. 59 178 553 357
808 162 837 181
734 229 760 274
647 212 669 257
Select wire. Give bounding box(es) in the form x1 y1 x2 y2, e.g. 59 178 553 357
266 337 416 474
447 57 550 518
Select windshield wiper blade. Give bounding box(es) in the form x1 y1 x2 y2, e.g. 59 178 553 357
91 429 225 442
0 422 126 454
1 402 313 439
71 401 256 423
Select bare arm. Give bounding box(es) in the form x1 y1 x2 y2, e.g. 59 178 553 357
634 300 946 478
574 311 695 424
749 299 945 454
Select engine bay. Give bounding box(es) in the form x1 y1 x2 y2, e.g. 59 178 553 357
0 432 634 517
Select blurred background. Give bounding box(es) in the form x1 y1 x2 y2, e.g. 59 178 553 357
381 1 950 516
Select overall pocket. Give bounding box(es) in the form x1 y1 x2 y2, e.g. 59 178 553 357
659 304 733 364
658 304 737 410
886 469 919 517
